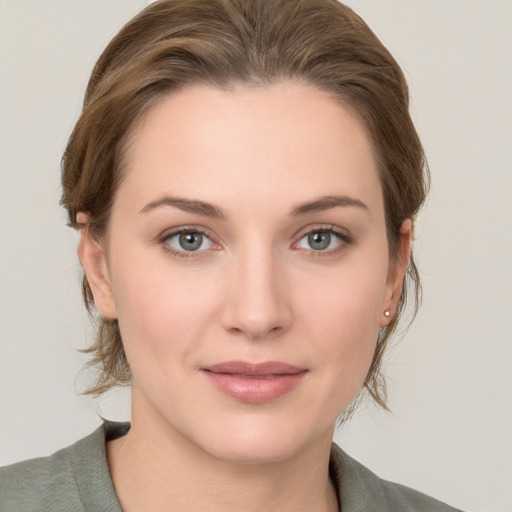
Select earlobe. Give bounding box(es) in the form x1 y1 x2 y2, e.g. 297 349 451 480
76 213 118 319
380 219 412 327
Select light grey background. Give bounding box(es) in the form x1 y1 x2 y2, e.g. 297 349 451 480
0 2 511 511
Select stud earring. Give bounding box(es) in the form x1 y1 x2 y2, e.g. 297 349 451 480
384 310 391 318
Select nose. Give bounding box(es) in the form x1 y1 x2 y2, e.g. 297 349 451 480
221 245 293 341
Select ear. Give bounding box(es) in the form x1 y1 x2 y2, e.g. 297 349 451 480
76 212 118 319
379 218 412 328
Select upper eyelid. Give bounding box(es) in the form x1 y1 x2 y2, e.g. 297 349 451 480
294 224 351 240
159 225 214 241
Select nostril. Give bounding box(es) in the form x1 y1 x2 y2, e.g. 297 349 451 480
223 314 290 341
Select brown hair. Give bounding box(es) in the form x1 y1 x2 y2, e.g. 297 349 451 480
61 0 428 408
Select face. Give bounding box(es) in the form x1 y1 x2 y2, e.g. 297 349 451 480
80 82 409 464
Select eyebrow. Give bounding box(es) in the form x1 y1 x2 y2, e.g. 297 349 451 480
139 194 368 218
288 195 369 217
140 195 226 219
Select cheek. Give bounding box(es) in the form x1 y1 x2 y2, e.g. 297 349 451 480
108 251 221 371
296 259 388 386
300 255 387 334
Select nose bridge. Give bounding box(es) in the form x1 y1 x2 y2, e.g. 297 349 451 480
222 237 292 339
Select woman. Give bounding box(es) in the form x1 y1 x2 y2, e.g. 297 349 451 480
0 1 464 510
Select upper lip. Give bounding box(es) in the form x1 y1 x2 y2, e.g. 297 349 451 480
203 361 306 376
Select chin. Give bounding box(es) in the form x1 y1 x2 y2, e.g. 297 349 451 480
203 437 307 466
183 413 334 466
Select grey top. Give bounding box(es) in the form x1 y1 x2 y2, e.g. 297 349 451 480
0 422 463 511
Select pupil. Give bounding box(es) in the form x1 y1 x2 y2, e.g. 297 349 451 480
180 232 202 251
309 231 330 250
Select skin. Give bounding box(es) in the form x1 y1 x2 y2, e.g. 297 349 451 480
78 81 411 512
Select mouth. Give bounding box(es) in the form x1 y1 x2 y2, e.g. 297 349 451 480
201 361 308 404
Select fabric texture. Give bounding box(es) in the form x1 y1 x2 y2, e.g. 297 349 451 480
0 422 463 511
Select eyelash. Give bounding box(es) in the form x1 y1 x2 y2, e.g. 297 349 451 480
159 227 216 260
294 226 352 257
158 225 352 260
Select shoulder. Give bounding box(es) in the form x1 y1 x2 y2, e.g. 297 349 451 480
330 443 465 512
1 454 53 511
1 439 84 511
0 422 128 512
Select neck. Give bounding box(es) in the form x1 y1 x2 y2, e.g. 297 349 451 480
107 391 339 512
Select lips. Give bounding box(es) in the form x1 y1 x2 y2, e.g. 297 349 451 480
202 361 307 404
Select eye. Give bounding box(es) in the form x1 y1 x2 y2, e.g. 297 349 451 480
164 230 214 253
296 229 347 252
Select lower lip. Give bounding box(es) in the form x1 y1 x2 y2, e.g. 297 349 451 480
203 370 307 404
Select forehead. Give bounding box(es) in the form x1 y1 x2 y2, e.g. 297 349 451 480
119 81 383 217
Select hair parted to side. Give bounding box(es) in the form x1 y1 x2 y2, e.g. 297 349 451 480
61 0 429 408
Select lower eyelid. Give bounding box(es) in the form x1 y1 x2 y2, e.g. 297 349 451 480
158 227 350 257
295 229 350 250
